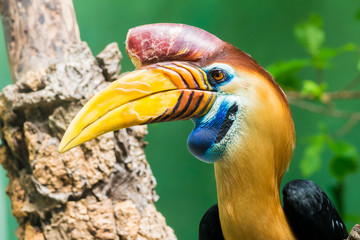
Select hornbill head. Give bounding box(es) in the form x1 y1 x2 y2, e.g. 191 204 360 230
59 23 294 166
59 23 296 239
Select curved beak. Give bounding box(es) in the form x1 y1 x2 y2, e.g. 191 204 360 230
59 62 215 153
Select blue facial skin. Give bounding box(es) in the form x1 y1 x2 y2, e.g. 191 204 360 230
187 99 234 163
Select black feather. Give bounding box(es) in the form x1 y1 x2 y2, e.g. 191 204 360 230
283 179 348 240
199 204 225 240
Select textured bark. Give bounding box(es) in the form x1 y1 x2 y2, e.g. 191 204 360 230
0 0 176 239
347 225 360 240
0 0 81 82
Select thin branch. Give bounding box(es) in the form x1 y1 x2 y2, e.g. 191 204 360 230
325 91 360 99
287 89 360 137
316 68 324 84
333 114 360 139
341 73 360 91
288 98 360 118
286 91 360 101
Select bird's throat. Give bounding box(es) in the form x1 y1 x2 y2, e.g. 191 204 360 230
188 97 239 163
214 137 295 240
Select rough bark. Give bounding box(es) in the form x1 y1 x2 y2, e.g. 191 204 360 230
347 225 360 240
0 0 81 82
0 0 176 239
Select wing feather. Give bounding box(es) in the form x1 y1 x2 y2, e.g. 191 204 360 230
283 180 348 240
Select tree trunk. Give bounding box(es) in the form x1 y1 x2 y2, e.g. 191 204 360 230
0 0 176 239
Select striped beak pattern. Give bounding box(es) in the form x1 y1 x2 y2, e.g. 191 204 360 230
59 61 216 153
144 62 215 124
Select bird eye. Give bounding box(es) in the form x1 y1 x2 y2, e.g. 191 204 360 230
212 70 224 81
207 68 228 86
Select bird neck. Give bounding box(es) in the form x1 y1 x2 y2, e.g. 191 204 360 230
214 140 295 240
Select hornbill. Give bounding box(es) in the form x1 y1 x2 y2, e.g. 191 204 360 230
59 23 348 240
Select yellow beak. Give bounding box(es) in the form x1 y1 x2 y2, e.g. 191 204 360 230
58 62 215 153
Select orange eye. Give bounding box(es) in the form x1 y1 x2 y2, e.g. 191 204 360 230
212 70 224 81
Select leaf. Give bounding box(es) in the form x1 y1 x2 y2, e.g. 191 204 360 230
266 59 311 90
301 80 327 99
341 43 357 52
313 48 338 69
300 134 326 177
313 44 357 69
295 14 325 56
330 156 358 181
328 141 358 181
357 59 360 71
328 140 357 156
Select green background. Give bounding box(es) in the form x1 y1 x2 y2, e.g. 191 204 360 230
1 0 360 239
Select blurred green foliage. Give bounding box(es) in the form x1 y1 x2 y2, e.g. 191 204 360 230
295 14 325 58
329 141 358 181
298 128 359 181
1 1 360 239
299 131 327 177
268 13 360 222
301 80 327 99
